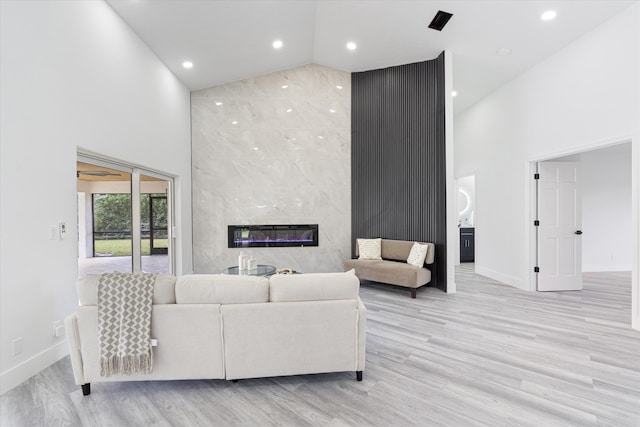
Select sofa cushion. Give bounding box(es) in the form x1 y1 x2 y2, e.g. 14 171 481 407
175 274 269 304
357 238 382 260
269 271 360 302
76 273 176 306
407 242 429 267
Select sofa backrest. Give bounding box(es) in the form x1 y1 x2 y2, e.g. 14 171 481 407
176 274 269 304
76 273 176 306
269 271 360 302
355 239 435 265
78 272 359 307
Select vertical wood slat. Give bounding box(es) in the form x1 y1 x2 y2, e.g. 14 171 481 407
351 54 447 291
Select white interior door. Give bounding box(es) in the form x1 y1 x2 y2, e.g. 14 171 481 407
537 162 583 291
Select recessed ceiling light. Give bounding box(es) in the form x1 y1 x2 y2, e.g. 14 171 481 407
336 85 343 90
281 85 289 89
182 61 193 69
346 42 357 51
541 10 556 21
451 91 457 97
231 120 238 125
497 47 512 56
318 135 324 139
329 109 336 113
286 108 292 113
215 101 223 106
272 40 283 49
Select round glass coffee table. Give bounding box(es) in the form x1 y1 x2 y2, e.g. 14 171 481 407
222 264 276 276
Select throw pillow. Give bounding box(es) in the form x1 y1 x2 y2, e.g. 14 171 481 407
358 238 382 260
407 242 428 268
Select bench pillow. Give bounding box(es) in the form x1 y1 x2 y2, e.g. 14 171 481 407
357 238 382 260
407 242 429 267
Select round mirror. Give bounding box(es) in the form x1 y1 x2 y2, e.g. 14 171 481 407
457 190 469 214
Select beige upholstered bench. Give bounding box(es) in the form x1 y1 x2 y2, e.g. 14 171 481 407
344 239 435 298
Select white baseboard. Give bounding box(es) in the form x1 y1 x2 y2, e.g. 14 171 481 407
582 264 632 273
447 280 457 293
1 341 69 395
474 265 527 291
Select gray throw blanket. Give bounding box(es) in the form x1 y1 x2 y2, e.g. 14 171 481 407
98 272 156 377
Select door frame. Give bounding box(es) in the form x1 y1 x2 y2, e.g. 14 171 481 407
525 135 638 330
535 161 583 291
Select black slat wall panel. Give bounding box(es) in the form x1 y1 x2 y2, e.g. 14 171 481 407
351 53 447 291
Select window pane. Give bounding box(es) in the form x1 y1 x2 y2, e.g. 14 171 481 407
140 176 170 273
77 161 133 274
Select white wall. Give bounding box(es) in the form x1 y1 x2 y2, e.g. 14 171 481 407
455 4 639 327
635 0 640 330
0 0 193 393
581 145 633 272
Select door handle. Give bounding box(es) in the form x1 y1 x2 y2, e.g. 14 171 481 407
575 230 583 235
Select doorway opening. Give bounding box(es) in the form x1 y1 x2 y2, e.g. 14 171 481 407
456 175 476 267
529 142 634 322
77 154 174 275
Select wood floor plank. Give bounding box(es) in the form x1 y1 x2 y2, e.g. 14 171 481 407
2 265 639 426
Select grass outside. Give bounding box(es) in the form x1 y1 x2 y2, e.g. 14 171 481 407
94 239 168 256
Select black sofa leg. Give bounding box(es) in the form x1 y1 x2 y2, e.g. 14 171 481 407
411 288 417 298
356 371 363 381
81 383 91 396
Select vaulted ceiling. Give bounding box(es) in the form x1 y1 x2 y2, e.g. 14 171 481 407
106 0 634 114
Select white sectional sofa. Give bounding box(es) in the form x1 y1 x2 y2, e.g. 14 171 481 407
65 271 366 395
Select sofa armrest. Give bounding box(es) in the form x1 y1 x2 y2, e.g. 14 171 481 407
64 314 86 386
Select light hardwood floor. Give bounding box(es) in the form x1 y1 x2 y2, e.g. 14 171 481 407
2 265 639 426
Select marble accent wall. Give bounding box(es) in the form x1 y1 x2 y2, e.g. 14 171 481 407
191 64 351 273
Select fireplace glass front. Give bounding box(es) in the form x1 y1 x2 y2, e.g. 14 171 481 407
228 224 319 248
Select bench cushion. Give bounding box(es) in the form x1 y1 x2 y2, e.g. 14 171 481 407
344 259 431 289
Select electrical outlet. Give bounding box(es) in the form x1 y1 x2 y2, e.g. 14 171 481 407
59 221 67 239
12 337 23 356
53 320 63 337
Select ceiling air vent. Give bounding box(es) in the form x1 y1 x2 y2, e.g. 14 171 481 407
428 10 453 31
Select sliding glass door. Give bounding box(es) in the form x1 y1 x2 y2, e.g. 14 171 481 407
77 154 174 276
140 171 172 273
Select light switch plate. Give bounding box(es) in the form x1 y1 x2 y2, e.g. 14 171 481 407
59 221 67 239
49 225 58 240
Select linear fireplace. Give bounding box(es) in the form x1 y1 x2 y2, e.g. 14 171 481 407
228 224 319 248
